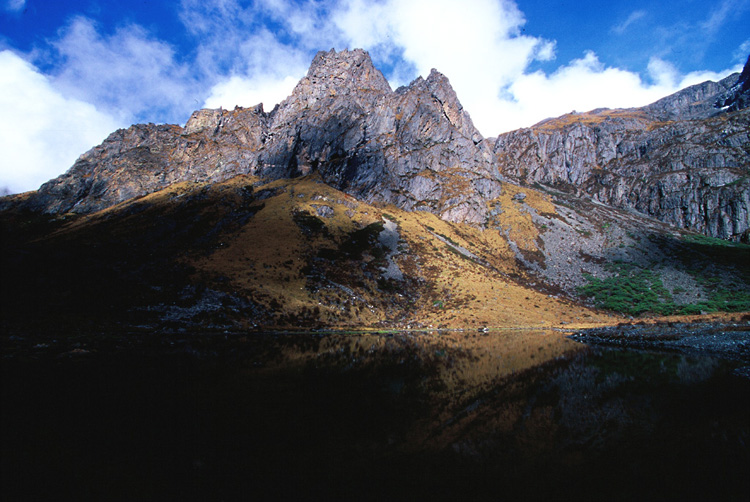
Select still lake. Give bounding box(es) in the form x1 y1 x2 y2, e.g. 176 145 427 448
2 329 749 500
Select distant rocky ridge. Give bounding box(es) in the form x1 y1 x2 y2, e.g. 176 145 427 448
716 54 750 113
11 49 750 239
493 55 750 240
493 107 749 240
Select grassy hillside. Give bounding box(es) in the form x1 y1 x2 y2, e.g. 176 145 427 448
0 174 616 333
2 173 748 334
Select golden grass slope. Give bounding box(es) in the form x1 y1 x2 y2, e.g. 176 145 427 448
22 172 615 331
186 175 615 330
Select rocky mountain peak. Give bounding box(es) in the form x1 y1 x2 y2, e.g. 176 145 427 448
643 54 750 120
184 104 266 136
5 49 748 241
289 48 392 101
716 54 750 112
643 73 739 121
16 47 500 224
423 69 482 143
738 54 750 92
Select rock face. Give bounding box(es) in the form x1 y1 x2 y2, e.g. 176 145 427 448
493 56 750 240
17 49 750 239
28 49 500 225
716 54 750 113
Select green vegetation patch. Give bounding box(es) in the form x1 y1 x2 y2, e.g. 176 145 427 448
578 263 675 316
681 233 750 249
579 261 750 316
687 274 750 313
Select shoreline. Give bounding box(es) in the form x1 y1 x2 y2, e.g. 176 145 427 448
568 312 750 369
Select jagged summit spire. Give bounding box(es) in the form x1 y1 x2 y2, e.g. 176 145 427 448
725 53 750 110
11 48 746 240
737 54 750 92
290 48 392 100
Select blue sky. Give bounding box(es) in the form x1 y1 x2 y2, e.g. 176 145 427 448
1 0 748 194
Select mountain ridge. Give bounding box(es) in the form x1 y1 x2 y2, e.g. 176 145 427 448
17 48 500 225
1 49 749 333
6 48 748 240
492 58 750 241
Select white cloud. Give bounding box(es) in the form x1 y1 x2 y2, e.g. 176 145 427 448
479 53 741 133
204 73 301 110
1 0 744 194
4 0 25 12
734 39 750 63
491 52 662 131
327 0 741 134
701 0 748 37
0 50 121 194
50 17 198 125
178 1 336 111
334 0 542 85
612 10 647 35
330 0 554 132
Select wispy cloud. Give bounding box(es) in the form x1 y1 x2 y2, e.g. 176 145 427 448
701 0 749 37
201 30 311 110
177 0 329 110
637 0 749 71
4 0 25 13
735 39 750 62
612 10 647 35
50 17 199 125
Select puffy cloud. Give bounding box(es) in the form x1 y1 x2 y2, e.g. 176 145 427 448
330 0 555 132
50 17 198 125
0 0 744 194
0 50 120 194
333 0 744 135
198 29 314 110
328 0 740 134
175 1 325 111
334 0 546 87
204 73 301 111
490 53 741 133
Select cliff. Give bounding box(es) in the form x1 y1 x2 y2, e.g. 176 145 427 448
26 49 500 225
493 56 750 241
17 50 750 241
2 49 749 332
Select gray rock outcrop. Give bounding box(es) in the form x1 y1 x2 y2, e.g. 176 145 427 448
13 49 750 239
492 56 750 240
26 49 501 225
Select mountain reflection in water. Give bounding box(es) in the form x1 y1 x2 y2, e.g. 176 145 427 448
2 329 748 500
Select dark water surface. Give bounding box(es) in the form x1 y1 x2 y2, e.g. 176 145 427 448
2 330 749 500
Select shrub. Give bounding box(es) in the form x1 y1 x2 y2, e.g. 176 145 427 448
579 261 750 316
578 263 676 316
